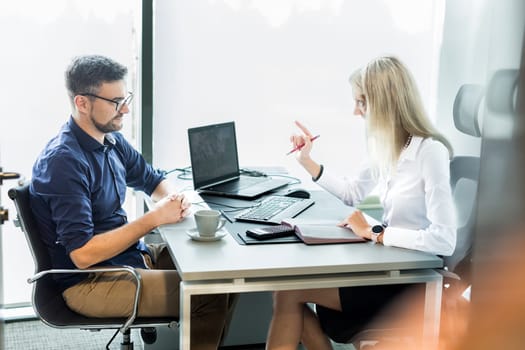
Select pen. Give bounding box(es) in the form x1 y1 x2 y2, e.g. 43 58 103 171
286 135 320 155
219 209 234 223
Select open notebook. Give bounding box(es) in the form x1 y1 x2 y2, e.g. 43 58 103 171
281 218 367 245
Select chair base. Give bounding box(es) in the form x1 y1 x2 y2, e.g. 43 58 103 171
120 342 134 350
140 327 158 344
106 329 135 350
120 329 134 350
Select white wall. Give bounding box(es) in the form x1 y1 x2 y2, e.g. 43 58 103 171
153 0 446 188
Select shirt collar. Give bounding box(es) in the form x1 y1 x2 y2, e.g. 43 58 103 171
68 116 117 152
104 133 116 149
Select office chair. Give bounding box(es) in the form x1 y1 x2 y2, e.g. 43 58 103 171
443 83 483 279
8 184 178 350
337 84 484 350
437 84 483 347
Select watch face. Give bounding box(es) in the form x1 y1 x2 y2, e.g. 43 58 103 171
372 225 384 234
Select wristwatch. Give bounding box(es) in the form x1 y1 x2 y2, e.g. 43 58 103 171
371 225 384 243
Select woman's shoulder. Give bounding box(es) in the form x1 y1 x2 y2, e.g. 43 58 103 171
417 137 450 160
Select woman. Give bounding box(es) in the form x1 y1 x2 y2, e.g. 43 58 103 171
266 56 456 349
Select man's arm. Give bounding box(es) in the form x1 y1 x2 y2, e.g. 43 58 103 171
70 184 185 269
150 178 191 214
150 179 175 202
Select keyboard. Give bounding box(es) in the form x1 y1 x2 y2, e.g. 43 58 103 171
235 195 315 224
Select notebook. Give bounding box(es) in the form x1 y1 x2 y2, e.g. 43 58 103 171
188 122 290 199
281 218 367 245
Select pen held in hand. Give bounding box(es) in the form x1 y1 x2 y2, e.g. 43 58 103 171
286 135 320 155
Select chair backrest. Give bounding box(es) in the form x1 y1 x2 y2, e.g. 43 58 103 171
452 84 483 137
8 183 91 326
446 156 480 276
443 84 484 278
8 183 51 273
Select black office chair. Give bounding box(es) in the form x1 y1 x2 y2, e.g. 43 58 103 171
8 184 178 349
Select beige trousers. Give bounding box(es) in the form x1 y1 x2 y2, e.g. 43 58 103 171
63 243 235 350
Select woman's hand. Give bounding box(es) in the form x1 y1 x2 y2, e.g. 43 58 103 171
290 121 324 180
338 209 372 240
291 120 315 163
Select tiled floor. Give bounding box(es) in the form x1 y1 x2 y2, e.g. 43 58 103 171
2 319 356 350
2 319 226 350
3 319 126 349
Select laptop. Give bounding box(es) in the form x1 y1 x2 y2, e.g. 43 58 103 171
188 121 290 199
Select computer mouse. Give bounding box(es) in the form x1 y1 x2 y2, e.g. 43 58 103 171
284 188 311 199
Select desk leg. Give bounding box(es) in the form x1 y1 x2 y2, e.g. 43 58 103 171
180 282 191 350
423 276 443 350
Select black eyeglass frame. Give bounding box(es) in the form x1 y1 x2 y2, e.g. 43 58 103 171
79 92 134 111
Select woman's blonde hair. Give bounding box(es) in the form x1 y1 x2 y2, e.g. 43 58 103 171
350 56 452 176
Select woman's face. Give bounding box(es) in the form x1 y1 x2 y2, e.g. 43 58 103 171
353 91 367 117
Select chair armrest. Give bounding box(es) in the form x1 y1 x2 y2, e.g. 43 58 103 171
355 195 383 210
28 266 142 333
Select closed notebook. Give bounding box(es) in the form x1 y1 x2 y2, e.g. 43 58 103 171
281 219 367 245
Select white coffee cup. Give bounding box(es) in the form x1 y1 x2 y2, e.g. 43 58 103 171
194 209 227 237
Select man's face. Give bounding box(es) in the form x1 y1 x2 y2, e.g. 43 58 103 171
87 81 130 134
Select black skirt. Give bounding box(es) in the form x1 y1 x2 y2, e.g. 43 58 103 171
316 284 420 343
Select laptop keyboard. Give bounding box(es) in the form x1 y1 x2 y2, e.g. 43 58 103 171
235 195 315 224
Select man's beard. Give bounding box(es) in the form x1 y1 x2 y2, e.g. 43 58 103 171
90 113 123 133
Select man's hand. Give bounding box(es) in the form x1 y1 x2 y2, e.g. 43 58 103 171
337 209 372 240
154 193 191 225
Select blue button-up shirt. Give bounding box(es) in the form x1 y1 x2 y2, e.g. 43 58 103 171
30 117 165 291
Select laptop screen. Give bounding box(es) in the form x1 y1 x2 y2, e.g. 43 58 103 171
188 122 240 189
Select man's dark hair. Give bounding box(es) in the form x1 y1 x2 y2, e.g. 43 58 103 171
65 55 128 100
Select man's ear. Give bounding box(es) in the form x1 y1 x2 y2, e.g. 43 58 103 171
74 95 90 114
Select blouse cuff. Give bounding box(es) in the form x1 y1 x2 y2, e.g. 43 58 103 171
312 164 324 182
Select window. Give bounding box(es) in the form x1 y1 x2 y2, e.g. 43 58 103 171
0 0 141 307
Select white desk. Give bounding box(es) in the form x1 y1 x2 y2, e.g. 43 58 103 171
156 191 443 349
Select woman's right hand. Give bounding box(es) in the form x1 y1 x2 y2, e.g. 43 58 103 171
290 120 324 180
291 120 314 163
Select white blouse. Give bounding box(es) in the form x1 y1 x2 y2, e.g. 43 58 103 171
316 136 457 256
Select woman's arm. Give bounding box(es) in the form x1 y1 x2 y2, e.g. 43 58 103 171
383 141 457 256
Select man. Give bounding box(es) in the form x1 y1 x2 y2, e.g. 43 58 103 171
30 55 232 349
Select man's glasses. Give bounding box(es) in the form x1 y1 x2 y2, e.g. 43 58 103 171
80 92 134 112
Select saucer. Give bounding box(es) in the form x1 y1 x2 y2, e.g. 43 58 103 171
186 228 228 242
